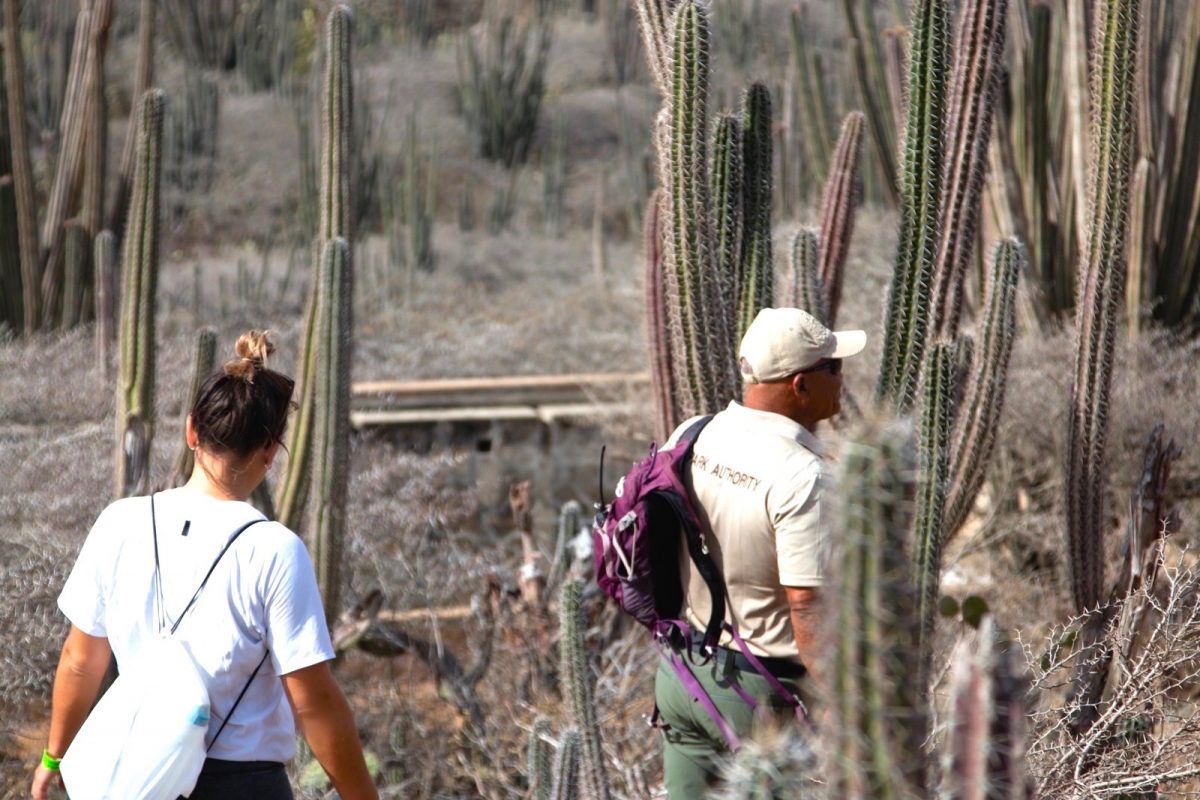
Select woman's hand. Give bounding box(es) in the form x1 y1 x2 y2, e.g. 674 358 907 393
31 762 62 800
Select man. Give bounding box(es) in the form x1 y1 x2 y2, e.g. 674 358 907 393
656 307 866 797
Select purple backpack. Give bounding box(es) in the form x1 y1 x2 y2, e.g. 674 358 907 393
592 417 804 749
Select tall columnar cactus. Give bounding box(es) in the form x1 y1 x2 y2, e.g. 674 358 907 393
94 230 117 375
789 7 834 189
2 0 40 334
829 417 925 798
912 342 954 696
170 327 218 487
662 1 738 417
816 111 864 326
550 728 582 800
632 0 681 98
738 82 773 339
944 239 1021 538
559 579 610 800
841 0 899 206
278 4 354 530
528 718 554 800
1065 0 1141 615
0 52 22 333
784 228 827 325
710 113 744 311
875 0 951 412
114 89 164 499
941 620 1031 799
928 0 1008 340
309 237 353 622
643 189 679 441
109 0 155 236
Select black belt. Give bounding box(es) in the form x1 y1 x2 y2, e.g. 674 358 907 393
687 638 807 681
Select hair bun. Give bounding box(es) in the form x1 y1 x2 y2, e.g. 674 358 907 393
224 330 276 383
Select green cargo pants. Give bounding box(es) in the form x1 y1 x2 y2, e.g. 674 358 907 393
654 653 805 799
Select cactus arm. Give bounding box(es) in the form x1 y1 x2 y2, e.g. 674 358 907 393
929 0 1009 340
816 111 865 325
784 228 828 325
632 0 681 98
944 239 1021 539
114 89 164 498
278 5 354 529
738 82 774 340
2 0 41 333
875 0 951 412
308 238 352 623
643 188 679 441
528 718 554 800
169 328 218 487
559 580 610 800
913 342 954 699
549 729 582 800
841 0 899 206
710 112 744 324
108 0 155 235
1065 0 1141 615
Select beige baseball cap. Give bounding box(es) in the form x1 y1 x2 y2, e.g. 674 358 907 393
738 307 867 383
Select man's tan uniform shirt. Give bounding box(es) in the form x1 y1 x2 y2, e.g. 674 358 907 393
667 401 827 659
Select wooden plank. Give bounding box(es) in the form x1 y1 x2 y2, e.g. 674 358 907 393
353 371 649 396
352 372 650 411
350 401 629 429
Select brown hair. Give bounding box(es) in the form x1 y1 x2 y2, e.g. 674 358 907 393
190 330 295 459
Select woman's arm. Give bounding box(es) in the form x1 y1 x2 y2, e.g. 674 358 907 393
282 661 378 800
32 626 113 799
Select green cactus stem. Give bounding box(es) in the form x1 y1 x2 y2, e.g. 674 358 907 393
913 342 954 697
711 112 744 318
308 237 353 622
108 0 155 236
278 4 354 530
944 239 1021 538
114 89 164 499
2 0 40 334
830 417 924 798
928 0 1009 340
528 717 553 800
664 1 738 417
60 220 86 329
816 111 864 325
875 0 950 412
785 228 827 325
170 327 218 487
1065 0 1141 615
559 579 610 800
632 0 681 98
738 82 773 340
841 0 899 206
550 728 582 800
93 230 117 375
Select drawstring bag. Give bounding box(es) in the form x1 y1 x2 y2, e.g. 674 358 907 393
60 494 268 800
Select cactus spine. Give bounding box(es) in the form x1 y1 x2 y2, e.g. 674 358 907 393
1065 0 1141 614
2 0 39 334
559 579 610 800
170 327 218 487
830 418 924 798
913 343 954 695
550 729 582 800
816 111 864 326
785 228 827 325
308 237 353 625
114 89 164 499
940 620 1031 799
944 240 1021 538
928 0 1008 340
278 5 354 530
875 0 950 412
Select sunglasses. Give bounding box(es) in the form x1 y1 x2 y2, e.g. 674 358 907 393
800 358 843 376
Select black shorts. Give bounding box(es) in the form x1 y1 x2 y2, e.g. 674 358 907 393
185 758 293 800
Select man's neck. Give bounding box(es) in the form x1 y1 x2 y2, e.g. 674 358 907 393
740 398 820 433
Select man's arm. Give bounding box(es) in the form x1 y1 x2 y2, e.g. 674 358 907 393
281 661 379 800
785 586 823 693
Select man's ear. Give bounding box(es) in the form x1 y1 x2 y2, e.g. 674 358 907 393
790 372 808 398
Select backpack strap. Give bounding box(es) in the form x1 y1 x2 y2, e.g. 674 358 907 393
669 415 726 651
207 647 271 751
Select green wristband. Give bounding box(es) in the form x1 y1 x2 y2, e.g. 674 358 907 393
41 749 61 771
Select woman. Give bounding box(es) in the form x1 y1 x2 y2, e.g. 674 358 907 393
32 331 377 800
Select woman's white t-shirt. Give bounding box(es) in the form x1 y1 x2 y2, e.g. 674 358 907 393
58 486 336 763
